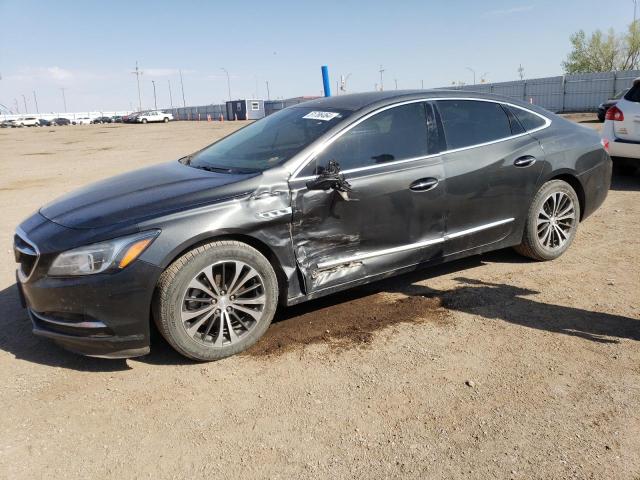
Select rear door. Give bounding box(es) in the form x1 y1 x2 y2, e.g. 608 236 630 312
289 101 447 293
435 99 545 255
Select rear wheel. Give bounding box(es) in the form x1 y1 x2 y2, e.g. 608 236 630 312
163 117 169 123
153 241 278 361
514 180 580 261
141 118 147 124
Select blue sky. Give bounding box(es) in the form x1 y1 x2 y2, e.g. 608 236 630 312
0 0 634 113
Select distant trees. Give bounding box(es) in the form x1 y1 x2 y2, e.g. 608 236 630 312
563 21 640 73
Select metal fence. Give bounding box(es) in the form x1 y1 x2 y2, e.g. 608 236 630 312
442 70 640 112
166 70 640 121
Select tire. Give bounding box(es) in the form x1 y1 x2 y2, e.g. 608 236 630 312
153 240 278 361
142 118 147 124
163 117 169 123
514 180 580 261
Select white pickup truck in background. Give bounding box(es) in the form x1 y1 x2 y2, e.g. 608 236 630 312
136 111 174 124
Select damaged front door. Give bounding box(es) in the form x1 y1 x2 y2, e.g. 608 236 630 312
289 101 447 294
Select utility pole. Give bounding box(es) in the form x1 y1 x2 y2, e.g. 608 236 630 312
265 80 270 100
221 67 231 100
394 78 398 90
168 79 173 110
518 64 525 80
378 65 385 91
21 94 28 114
14 98 20 114
60 88 67 113
32 91 39 114
421 79 424 89
466 67 476 85
151 80 157 110
131 61 143 111
179 69 186 107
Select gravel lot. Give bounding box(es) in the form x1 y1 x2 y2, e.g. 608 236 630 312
0 117 638 479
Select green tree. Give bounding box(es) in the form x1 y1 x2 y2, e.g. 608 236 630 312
563 21 640 73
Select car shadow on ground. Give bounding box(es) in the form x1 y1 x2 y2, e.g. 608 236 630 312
1 247 637 371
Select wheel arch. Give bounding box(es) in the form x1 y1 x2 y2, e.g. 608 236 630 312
155 232 290 306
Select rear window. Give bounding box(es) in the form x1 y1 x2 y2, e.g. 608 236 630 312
624 84 640 102
510 107 547 132
436 100 512 150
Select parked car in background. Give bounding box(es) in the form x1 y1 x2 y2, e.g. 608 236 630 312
73 117 92 125
0 119 16 128
601 78 640 170
92 116 112 124
37 119 52 127
14 90 611 361
136 110 173 123
111 115 123 123
123 113 141 123
15 117 39 127
597 88 629 122
51 117 71 126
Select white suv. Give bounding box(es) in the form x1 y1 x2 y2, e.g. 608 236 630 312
136 111 173 124
15 117 39 127
601 78 640 162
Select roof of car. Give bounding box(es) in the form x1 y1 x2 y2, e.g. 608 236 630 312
293 89 516 112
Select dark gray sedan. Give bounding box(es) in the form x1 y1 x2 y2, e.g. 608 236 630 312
14 90 611 361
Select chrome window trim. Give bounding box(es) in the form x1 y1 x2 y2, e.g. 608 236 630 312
289 97 551 181
315 218 514 270
15 226 40 283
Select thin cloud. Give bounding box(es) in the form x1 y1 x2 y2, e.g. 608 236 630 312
5 66 102 82
482 5 534 17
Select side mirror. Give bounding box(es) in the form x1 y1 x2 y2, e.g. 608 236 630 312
305 160 354 200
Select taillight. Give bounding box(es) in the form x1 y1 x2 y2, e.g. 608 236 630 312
605 106 624 121
601 138 610 153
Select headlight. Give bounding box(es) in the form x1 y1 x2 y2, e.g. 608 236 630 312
48 230 159 276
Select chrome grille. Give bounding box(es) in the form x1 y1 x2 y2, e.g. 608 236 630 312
14 230 40 282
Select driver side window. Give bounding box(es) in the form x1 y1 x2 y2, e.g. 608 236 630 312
312 102 430 174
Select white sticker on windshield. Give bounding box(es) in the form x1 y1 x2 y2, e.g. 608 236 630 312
302 111 340 121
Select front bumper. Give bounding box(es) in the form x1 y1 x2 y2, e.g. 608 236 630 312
17 259 163 359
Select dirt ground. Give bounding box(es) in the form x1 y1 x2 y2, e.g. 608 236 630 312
0 117 638 480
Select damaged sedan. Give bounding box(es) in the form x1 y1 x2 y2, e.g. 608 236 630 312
14 90 611 361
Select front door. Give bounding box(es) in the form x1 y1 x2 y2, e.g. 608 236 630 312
434 99 545 255
289 101 447 294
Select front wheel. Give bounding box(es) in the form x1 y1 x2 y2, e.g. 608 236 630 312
141 118 147 124
514 179 580 261
163 117 169 123
153 240 279 361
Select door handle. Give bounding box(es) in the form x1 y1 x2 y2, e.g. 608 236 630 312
514 155 536 167
410 177 439 192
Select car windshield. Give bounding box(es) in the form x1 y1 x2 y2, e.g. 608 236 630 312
184 107 350 173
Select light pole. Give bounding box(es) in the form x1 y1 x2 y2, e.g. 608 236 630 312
33 91 39 114
151 80 157 110
221 67 231 100
394 78 398 90
378 65 385 91
14 98 20 114
21 94 28 114
60 88 67 113
466 67 476 85
265 80 270 100
168 79 173 110
131 61 143 111
179 69 186 107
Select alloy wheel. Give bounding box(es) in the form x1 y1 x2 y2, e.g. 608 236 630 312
536 191 575 250
180 260 266 347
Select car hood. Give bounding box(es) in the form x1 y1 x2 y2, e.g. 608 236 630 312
40 161 259 229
